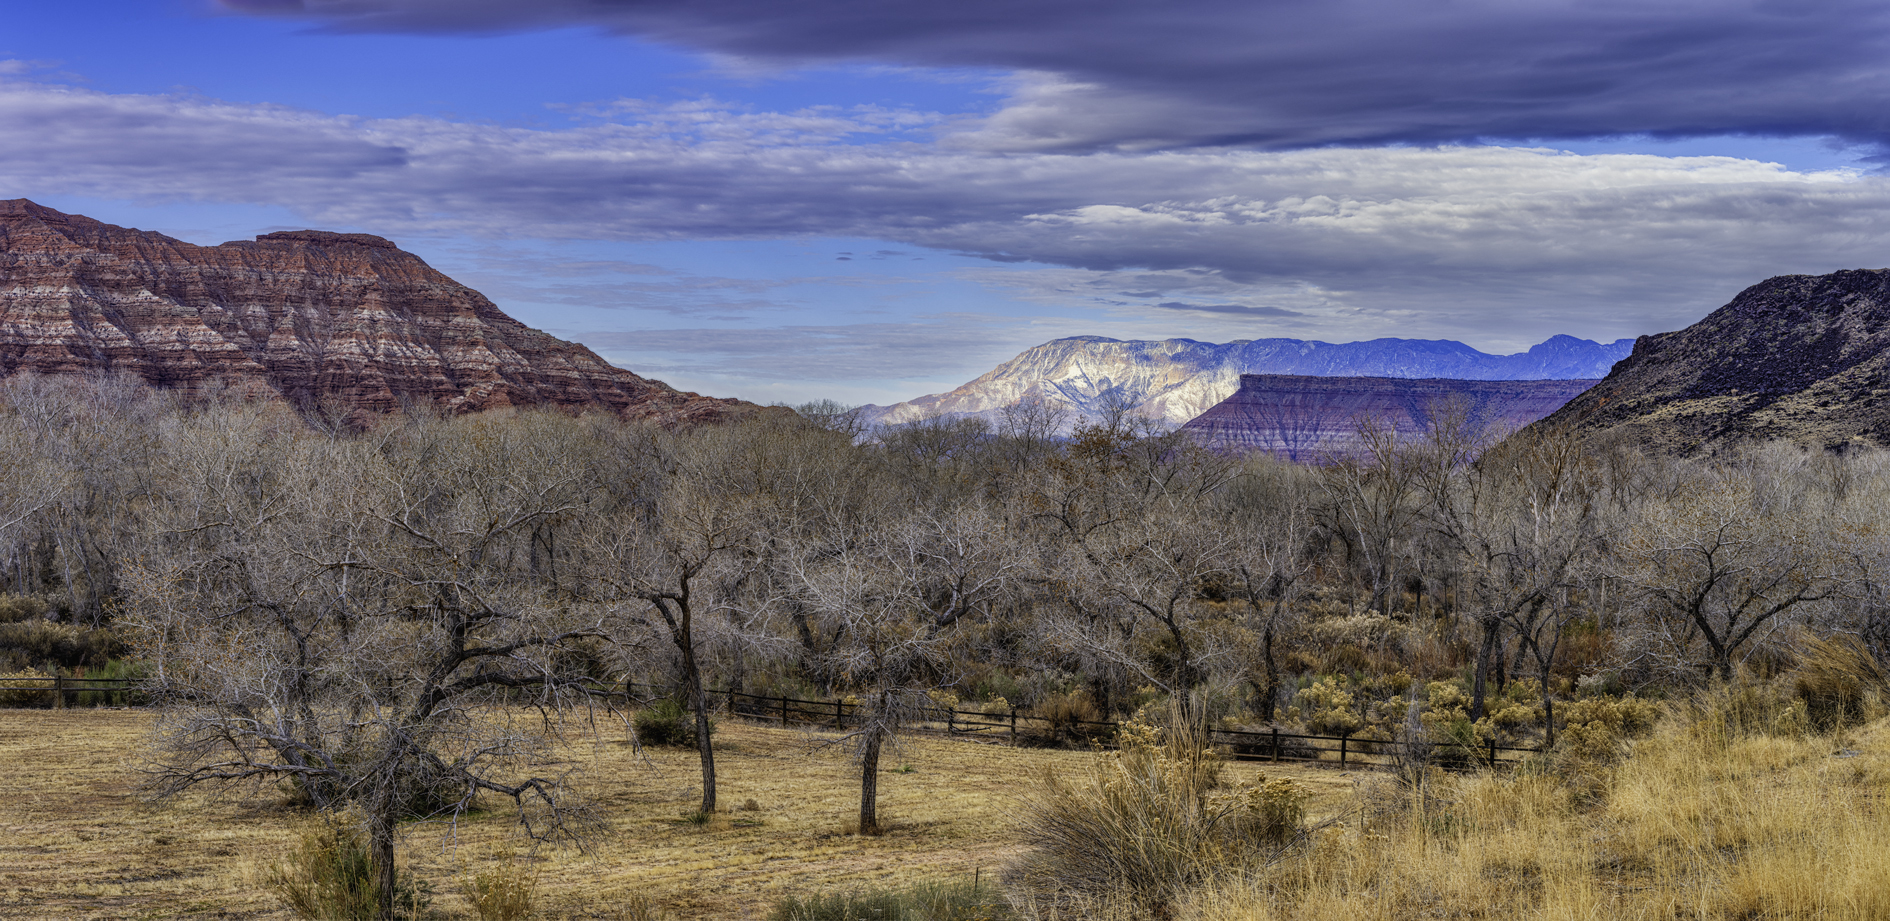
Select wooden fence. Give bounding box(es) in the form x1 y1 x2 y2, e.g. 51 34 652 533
0 677 1544 770
0 676 143 709
626 683 1542 770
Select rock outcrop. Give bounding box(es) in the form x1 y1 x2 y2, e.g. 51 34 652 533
0 199 753 423
860 334 1631 432
1532 268 1890 454
1182 375 1600 460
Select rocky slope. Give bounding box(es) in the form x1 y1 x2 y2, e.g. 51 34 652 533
0 199 752 423
1532 268 1890 454
860 334 1631 431
1182 375 1599 459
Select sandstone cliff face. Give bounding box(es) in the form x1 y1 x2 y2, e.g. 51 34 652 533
0 200 752 424
1181 375 1599 460
860 334 1630 432
1533 268 1890 454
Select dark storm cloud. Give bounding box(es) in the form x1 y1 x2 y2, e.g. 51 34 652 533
225 0 1890 153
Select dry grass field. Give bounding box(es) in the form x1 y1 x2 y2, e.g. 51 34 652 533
0 708 1354 920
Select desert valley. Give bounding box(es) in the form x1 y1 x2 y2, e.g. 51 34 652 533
2 200 1890 920
11 2 1890 919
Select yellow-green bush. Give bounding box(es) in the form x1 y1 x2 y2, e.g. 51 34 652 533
0 668 51 707
1009 706 1307 918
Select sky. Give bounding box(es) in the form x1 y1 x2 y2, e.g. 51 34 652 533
5 1 1890 406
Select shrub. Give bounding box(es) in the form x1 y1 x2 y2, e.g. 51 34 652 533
771 878 1011 921
0 594 48 624
1007 703 1307 918
1687 680 1809 743
0 668 51 708
74 657 149 707
463 861 536 921
1551 694 1664 795
0 619 125 670
1292 677 1364 737
634 698 713 748
264 817 430 920
1033 689 1104 744
1793 634 1889 731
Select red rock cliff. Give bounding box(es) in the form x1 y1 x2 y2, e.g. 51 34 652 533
0 199 753 423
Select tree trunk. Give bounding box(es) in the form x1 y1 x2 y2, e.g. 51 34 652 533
683 655 717 815
1540 671 1557 749
1259 617 1280 723
369 796 398 921
858 727 883 836
1471 616 1498 720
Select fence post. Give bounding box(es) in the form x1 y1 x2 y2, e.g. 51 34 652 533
836 699 844 729
1488 737 1497 769
1339 733 1347 767
947 708 955 734
1009 707 1017 746
780 694 789 727
52 675 64 710
1272 726 1280 763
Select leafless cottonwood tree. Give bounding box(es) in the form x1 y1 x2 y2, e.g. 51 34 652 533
789 503 1015 835
1467 427 1604 742
125 410 607 920
1023 423 1238 705
1320 416 1422 621
578 423 775 817
1222 454 1318 722
1617 460 1838 680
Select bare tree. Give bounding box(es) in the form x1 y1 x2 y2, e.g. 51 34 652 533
578 423 769 817
125 410 606 919
789 503 1015 835
1616 461 1837 681
1024 425 1238 705
1222 454 1318 722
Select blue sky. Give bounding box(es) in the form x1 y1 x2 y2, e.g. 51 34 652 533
6 0 1890 405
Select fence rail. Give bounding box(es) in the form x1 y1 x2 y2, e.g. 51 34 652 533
2 677 1544 769
623 682 1542 770
0 677 142 709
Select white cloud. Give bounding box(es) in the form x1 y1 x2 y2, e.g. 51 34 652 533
7 75 1890 362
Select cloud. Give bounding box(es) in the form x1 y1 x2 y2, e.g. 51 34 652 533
221 0 1890 154
1155 302 1303 318
7 75 1890 349
576 317 1036 384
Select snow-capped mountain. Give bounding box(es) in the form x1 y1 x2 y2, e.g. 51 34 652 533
859 334 1635 429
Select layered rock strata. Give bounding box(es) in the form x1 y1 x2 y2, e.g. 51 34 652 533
0 199 750 423
1182 374 1599 460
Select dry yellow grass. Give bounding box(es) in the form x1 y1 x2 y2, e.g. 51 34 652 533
0 709 1352 920
1183 716 1890 921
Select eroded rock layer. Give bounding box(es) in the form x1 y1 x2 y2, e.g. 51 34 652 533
0 199 750 423
1181 374 1599 460
1532 268 1890 454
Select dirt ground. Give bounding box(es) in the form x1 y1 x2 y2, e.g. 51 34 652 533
0 708 1359 920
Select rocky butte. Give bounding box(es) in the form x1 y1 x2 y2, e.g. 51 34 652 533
0 199 753 423
1181 375 1600 460
860 334 1631 432
1532 267 1890 454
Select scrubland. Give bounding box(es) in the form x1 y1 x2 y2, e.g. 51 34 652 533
0 708 1349 919
6 692 1889 921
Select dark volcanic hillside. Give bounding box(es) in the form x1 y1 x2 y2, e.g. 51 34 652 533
0 199 753 423
1533 268 1890 453
1182 375 1598 460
